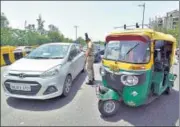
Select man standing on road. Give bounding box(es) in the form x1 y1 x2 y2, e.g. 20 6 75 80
85 33 95 85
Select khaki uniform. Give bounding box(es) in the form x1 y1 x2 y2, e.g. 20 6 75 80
86 41 95 81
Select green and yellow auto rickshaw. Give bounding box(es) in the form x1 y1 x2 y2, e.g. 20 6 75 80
96 27 177 117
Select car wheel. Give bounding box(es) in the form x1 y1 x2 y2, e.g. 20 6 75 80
98 100 119 117
62 75 72 97
81 62 86 73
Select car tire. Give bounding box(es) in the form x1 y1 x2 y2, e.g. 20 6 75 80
98 100 119 117
81 61 86 73
62 74 72 97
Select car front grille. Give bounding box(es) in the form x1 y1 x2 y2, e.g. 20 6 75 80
9 73 40 78
4 80 41 96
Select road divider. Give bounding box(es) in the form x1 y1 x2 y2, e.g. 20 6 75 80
1 46 26 67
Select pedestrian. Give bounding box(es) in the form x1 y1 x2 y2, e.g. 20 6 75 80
85 33 95 85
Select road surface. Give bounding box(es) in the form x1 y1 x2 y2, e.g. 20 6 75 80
1 63 179 126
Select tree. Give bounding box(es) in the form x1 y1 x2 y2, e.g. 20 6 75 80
1 13 75 46
1 12 9 28
47 31 62 42
154 24 179 45
36 14 45 35
77 37 85 45
48 24 59 32
26 24 36 32
1 28 14 46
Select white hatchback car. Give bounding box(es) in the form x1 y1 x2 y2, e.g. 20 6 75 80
2 43 86 100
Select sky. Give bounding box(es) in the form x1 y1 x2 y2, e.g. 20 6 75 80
1 1 179 41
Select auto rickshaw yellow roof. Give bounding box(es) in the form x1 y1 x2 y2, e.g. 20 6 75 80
108 28 176 43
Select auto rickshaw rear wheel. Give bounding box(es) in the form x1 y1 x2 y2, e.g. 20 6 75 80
98 100 120 117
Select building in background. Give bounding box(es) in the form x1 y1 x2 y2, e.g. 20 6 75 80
149 9 179 30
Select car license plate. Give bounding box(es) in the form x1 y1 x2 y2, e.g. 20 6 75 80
10 84 31 91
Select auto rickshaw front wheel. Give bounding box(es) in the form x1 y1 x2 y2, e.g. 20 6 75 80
98 100 120 117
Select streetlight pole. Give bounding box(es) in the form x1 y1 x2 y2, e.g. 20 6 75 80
74 25 78 41
138 3 146 29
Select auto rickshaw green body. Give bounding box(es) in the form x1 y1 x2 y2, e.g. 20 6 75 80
96 28 177 117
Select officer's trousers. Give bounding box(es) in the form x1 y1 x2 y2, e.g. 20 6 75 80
86 56 95 81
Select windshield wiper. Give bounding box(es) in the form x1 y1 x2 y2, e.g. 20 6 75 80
51 57 64 59
123 43 140 59
29 56 51 59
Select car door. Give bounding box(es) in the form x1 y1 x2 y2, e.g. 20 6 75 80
71 45 80 78
75 44 86 74
67 45 78 79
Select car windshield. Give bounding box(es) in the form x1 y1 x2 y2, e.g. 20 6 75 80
26 44 70 59
104 40 150 64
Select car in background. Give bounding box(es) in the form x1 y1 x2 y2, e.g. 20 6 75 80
13 46 34 54
2 43 86 100
82 44 104 63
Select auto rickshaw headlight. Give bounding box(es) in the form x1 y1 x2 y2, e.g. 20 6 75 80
121 75 139 86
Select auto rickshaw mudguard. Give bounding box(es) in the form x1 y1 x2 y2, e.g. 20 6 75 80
96 85 121 101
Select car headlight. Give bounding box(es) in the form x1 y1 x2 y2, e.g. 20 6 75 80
41 65 61 78
3 67 10 77
121 75 139 86
3 71 9 77
99 66 106 76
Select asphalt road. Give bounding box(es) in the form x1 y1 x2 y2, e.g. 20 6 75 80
1 63 179 126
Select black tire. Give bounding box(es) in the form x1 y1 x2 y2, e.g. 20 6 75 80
98 100 120 117
81 62 86 73
164 86 172 95
62 75 72 97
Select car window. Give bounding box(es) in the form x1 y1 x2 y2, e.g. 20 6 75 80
75 44 81 54
69 45 77 59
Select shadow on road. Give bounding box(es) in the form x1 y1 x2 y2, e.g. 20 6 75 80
100 89 179 126
6 72 87 111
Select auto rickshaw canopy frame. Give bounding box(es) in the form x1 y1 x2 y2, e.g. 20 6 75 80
103 28 177 70
106 28 176 44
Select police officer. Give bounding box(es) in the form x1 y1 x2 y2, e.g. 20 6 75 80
85 33 95 85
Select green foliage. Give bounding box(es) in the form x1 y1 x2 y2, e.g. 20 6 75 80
1 12 9 28
0 13 78 46
77 37 86 45
1 28 14 46
1 12 105 46
154 24 179 45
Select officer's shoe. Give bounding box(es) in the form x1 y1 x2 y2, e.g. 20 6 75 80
86 80 94 85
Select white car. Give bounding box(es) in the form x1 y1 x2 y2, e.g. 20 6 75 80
2 43 86 100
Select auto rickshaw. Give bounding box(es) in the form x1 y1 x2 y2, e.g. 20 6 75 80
96 25 177 117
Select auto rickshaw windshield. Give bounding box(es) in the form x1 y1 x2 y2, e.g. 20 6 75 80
104 40 150 64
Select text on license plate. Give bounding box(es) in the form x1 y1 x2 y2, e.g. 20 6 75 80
10 84 31 91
